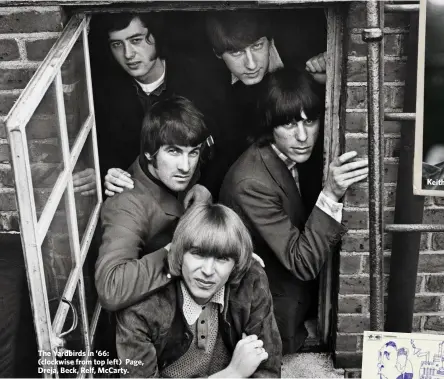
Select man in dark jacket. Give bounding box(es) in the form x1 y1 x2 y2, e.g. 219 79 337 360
220 68 369 354
205 10 328 166
116 203 282 378
89 13 227 199
96 96 209 311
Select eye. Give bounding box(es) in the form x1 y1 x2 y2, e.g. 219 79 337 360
304 119 314 125
167 147 180 155
189 150 200 157
131 38 143 45
252 41 264 50
229 50 243 57
217 256 231 262
110 41 122 49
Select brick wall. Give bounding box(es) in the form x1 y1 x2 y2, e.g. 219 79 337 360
336 1 444 374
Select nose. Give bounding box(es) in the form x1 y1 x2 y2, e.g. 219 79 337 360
201 258 215 276
295 122 308 142
244 48 257 71
178 154 190 173
124 43 135 60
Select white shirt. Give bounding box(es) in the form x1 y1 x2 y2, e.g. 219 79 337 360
271 143 343 223
135 60 166 95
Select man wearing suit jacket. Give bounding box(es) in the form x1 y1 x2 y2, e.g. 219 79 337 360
220 68 369 354
96 96 209 311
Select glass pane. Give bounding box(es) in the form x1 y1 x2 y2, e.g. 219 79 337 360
27 81 65 221
73 132 99 246
61 32 90 150
41 190 75 322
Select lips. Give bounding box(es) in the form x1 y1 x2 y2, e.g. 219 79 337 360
292 147 311 153
174 175 190 181
126 62 141 69
195 278 215 289
245 70 260 78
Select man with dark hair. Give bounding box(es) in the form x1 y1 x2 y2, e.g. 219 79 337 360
220 68 369 354
88 13 221 200
205 10 328 164
116 203 282 378
96 96 209 311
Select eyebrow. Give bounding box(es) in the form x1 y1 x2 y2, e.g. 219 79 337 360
109 32 146 43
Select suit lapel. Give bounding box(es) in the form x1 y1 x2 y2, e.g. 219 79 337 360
257 144 306 223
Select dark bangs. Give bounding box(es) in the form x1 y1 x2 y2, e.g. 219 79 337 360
259 68 324 130
140 96 209 155
206 11 272 55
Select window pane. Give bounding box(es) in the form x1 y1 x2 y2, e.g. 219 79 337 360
61 33 91 150
27 81 65 221
41 190 75 322
74 132 99 247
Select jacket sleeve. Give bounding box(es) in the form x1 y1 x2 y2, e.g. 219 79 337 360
231 178 347 281
244 264 282 378
116 306 159 378
95 196 172 311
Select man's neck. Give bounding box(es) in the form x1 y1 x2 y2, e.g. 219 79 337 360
136 58 164 84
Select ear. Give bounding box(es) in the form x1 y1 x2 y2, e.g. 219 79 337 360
213 48 222 59
145 152 152 161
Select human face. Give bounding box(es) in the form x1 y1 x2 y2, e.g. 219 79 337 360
108 17 163 84
147 144 201 192
181 251 235 305
221 37 270 86
273 111 320 164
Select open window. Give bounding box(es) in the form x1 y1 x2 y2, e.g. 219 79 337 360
5 14 102 377
6 3 346 374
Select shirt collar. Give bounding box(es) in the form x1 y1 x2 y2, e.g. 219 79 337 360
231 39 284 85
271 143 297 171
180 281 225 325
134 60 167 97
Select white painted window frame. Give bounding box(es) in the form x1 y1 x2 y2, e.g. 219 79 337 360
5 13 102 379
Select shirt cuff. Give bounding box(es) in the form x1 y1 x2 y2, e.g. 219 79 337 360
316 191 343 223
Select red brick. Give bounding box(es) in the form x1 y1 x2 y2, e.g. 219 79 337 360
337 315 370 333
424 316 444 331
0 93 20 116
0 164 13 188
341 233 395 252
338 296 364 313
432 234 444 250
425 275 444 292
387 86 405 109
343 210 368 229
25 38 57 61
418 253 444 273
434 197 444 206
0 143 11 163
336 334 359 351
345 112 366 132
362 254 391 274
339 276 369 295
0 212 19 231
0 191 17 211
344 186 368 208
345 137 398 157
424 209 444 225
348 34 405 58
0 69 35 90
340 255 362 275
0 39 19 61
346 86 366 109
347 60 407 82
414 296 440 312
0 10 64 33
